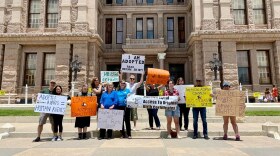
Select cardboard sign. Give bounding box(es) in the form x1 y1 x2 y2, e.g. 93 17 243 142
127 94 178 109
97 109 124 130
100 71 119 83
34 93 67 115
121 54 145 74
174 85 194 104
146 68 170 85
216 90 246 117
71 96 97 117
0 90 5 96
185 86 212 107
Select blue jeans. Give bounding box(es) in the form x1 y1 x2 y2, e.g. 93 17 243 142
147 109 161 128
192 107 208 136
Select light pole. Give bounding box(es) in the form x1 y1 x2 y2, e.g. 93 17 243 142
209 53 222 81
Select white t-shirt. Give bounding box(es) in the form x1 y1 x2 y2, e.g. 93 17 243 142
125 82 141 95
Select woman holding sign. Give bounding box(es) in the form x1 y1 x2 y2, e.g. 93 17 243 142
99 82 118 140
75 84 92 140
51 85 64 141
165 80 181 139
91 77 105 110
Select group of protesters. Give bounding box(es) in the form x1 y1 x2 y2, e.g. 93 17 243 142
33 72 241 142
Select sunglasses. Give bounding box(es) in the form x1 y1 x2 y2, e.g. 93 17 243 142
130 78 135 80
121 83 126 84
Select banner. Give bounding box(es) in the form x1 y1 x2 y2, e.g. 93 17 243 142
34 93 67 115
100 71 119 83
146 68 170 85
97 109 124 130
121 54 145 74
127 94 178 109
174 85 194 104
71 96 97 117
185 86 212 107
215 90 246 117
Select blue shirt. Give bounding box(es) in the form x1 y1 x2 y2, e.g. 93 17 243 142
100 90 118 109
117 88 130 107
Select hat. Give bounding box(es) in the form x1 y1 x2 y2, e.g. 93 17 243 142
223 81 230 87
50 80 56 84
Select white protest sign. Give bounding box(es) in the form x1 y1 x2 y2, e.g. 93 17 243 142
127 94 178 109
121 54 145 74
34 93 67 115
97 109 124 130
174 85 194 104
100 71 119 83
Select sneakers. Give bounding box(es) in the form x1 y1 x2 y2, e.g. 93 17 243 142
167 134 171 139
33 137 40 142
57 136 63 141
180 128 185 131
51 136 58 142
204 135 210 140
177 134 182 139
236 135 241 141
128 136 132 139
223 134 228 140
156 127 160 130
192 135 197 139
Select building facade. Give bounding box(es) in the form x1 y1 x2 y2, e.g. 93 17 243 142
0 0 280 95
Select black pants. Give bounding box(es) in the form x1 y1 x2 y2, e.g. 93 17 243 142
178 104 190 129
118 106 131 137
51 114 64 133
99 129 113 138
147 109 160 128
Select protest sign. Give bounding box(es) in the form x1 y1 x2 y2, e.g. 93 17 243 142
97 109 124 130
253 92 261 98
71 96 97 117
100 71 119 83
127 94 178 109
185 86 212 107
215 90 246 117
121 54 145 74
34 93 67 115
0 90 5 96
174 85 194 104
146 68 170 85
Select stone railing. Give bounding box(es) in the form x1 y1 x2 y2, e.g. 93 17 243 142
125 38 165 45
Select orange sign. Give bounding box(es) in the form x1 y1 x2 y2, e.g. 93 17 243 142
71 96 97 117
146 68 170 85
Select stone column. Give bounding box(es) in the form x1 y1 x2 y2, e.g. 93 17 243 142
88 43 98 82
271 0 280 29
74 0 89 32
192 41 203 82
73 43 89 87
0 1 5 33
57 0 72 33
192 0 202 31
219 0 234 30
202 41 218 85
157 53 166 69
35 52 44 92
1 44 22 93
156 0 163 5
201 0 216 30
126 13 133 38
249 49 260 91
88 0 98 34
55 43 71 92
221 42 239 88
247 0 254 29
157 13 164 38
7 0 23 33
273 41 280 87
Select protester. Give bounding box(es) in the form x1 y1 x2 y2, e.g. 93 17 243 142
219 82 241 141
33 80 56 142
192 79 209 140
176 77 190 131
116 80 131 138
75 84 92 140
165 80 181 139
145 82 162 130
99 82 118 140
91 77 105 110
263 88 272 102
120 71 144 131
51 85 64 141
272 85 278 102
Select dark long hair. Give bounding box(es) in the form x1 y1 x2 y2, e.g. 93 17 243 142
53 85 63 95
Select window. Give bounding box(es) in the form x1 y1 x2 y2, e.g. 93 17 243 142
167 17 174 43
136 18 143 39
167 0 173 4
178 17 185 43
253 0 266 24
43 54 55 86
136 0 143 4
106 0 112 4
169 64 185 82
116 0 123 4
147 0 154 5
177 0 184 3
237 51 251 84
257 51 271 84
116 19 123 44
24 54 37 86
46 0 58 28
233 0 247 25
28 0 41 28
105 18 112 44
147 18 154 39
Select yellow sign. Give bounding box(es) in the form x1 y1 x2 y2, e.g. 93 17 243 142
0 90 5 96
253 92 261 98
185 86 212 107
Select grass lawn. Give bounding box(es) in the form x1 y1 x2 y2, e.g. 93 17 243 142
245 111 280 116
0 109 39 116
